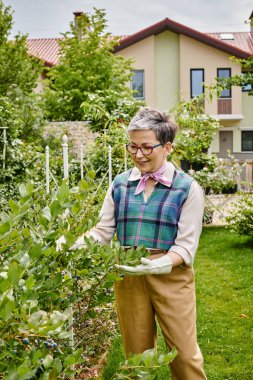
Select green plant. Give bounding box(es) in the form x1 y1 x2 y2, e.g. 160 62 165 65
0 1 41 97
85 121 131 179
226 192 253 237
188 154 242 194
80 90 143 132
112 347 177 380
0 176 153 378
43 8 137 122
171 96 220 167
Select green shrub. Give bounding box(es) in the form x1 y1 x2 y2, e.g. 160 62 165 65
226 193 253 237
0 177 154 378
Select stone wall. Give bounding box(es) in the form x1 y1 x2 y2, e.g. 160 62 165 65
43 121 97 157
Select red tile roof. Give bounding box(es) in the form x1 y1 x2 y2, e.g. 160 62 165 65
26 18 253 66
27 38 61 66
207 32 253 55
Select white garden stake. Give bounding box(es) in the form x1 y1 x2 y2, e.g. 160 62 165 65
80 144 84 180
108 145 112 186
45 146 50 194
124 144 127 172
62 134 69 181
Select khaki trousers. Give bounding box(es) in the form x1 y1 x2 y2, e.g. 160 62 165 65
114 265 207 380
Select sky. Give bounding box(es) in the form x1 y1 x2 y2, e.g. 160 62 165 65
3 0 253 39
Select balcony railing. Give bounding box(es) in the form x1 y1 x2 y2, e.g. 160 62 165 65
218 98 232 114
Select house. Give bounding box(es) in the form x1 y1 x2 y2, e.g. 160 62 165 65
27 12 253 182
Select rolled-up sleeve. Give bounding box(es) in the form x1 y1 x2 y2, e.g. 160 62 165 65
86 184 116 244
169 181 204 266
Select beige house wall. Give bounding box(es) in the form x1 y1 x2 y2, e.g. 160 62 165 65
179 35 242 115
210 93 253 154
115 36 156 107
154 31 180 111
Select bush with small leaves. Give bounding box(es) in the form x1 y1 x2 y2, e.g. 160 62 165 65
113 347 177 380
0 174 153 378
226 193 253 237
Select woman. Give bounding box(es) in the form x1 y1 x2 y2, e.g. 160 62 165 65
57 107 207 380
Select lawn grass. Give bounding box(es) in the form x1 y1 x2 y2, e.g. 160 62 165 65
102 227 253 380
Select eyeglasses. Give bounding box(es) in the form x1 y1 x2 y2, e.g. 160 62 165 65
126 143 162 156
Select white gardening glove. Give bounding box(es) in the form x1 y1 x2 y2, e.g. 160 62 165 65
115 254 173 275
70 235 86 250
55 235 86 251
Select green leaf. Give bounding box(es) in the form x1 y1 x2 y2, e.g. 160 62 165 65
42 355 54 370
23 227 30 238
19 183 28 197
42 206 52 221
8 199 19 214
20 253 30 269
0 298 15 321
0 222 10 235
26 275 35 290
142 348 155 368
50 200 62 218
57 183 70 202
7 262 23 286
63 355 77 367
63 348 83 367
87 170 96 180
19 182 34 198
53 357 62 374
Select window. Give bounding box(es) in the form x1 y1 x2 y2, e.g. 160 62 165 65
242 131 253 151
190 69 204 98
131 70 144 99
220 33 234 40
217 68 231 98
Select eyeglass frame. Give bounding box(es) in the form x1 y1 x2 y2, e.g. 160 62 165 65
126 143 163 156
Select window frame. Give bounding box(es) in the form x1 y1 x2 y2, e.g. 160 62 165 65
131 69 144 99
217 68 231 98
241 130 253 152
190 68 205 98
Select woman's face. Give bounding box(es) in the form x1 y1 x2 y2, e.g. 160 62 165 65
129 130 172 173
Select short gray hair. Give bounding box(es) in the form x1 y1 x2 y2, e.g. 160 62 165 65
127 107 178 144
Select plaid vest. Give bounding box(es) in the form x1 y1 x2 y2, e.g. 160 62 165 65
112 168 193 250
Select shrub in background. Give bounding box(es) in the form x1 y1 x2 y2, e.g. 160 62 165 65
226 193 253 238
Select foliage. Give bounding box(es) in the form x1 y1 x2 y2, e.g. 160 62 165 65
43 8 136 123
171 97 242 193
188 153 242 194
81 90 143 132
0 139 44 209
85 121 132 179
0 1 41 97
112 347 177 380
0 91 45 141
215 56 253 96
171 96 220 167
0 177 154 378
0 1 45 197
0 1 43 139
226 193 253 237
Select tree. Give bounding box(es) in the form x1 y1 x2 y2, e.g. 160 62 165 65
0 1 46 206
0 1 41 96
43 8 137 123
0 1 43 140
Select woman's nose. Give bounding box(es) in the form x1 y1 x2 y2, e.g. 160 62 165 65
135 148 144 158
